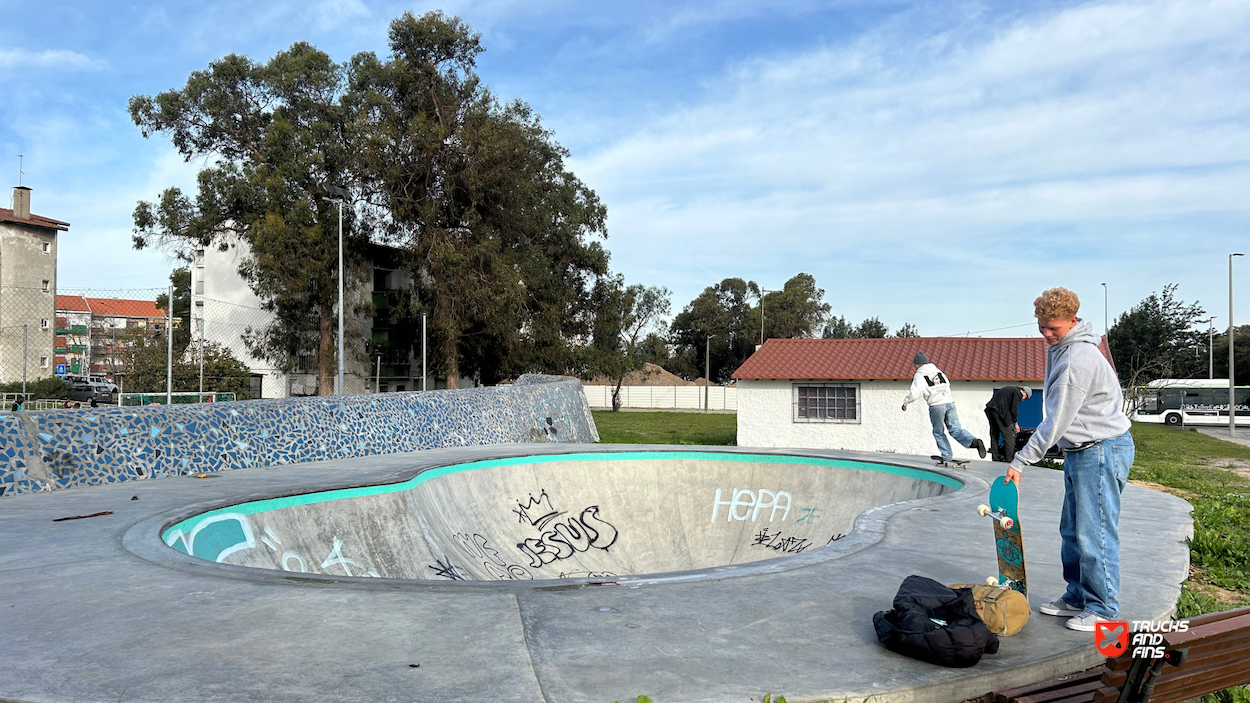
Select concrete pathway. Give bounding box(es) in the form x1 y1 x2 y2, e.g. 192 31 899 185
0 444 1192 703
1197 426 1250 449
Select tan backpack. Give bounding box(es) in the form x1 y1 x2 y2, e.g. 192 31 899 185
949 583 1031 636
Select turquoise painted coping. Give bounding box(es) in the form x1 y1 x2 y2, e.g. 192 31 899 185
162 452 963 543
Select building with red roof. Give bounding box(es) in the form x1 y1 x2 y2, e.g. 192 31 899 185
732 336 1112 458
54 294 168 378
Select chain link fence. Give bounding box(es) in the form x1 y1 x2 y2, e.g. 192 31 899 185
196 295 391 398
0 284 424 406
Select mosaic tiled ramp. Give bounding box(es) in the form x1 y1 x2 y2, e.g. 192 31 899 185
0 374 598 498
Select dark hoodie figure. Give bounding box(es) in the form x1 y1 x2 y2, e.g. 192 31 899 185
984 386 1031 462
1009 287 1132 634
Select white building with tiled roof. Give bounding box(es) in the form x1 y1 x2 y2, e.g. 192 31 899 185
730 337 1112 459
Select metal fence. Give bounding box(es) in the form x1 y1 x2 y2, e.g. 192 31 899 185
582 384 737 411
0 284 423 402
0 285 168 395
196 295 414 397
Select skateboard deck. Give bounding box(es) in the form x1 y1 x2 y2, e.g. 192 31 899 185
979 477 1027 597
931 455 970 469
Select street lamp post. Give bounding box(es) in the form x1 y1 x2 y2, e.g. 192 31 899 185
1231 253 1244 437
759 288 779 346
422 312 427 391
705 334 715 414
1101 282 1108 337
323 185 350 396
1204 316 1217 380
166 283 173 405
199 317 205 396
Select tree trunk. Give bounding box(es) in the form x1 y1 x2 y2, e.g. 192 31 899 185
612 377 624 412
318 309 336 395
442 329 459 389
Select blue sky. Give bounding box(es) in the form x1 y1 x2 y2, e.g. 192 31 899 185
2 0 1248 337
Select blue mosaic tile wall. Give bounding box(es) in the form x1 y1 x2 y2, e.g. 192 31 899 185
0 374 598 498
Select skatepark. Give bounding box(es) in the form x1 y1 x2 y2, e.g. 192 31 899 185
0 387 1193 703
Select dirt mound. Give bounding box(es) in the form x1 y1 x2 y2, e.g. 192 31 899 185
589 363 692 386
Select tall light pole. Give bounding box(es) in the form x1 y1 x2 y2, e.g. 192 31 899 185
705 333 715 414
1101 282 1108 337
198 317 205 397
22 324 28 397
1202 316 1217 380
1232 253 1244 437
166 283 173 405
421 312 427 391
324 185 350 396
759 288 779 346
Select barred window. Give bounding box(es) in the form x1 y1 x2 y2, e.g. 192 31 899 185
793 383 860 423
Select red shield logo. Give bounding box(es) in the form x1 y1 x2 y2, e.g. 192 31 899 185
1096 621 1130 657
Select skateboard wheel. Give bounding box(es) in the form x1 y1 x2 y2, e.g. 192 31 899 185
1001 517 1014 530
986 577 999 586
977 504 990 516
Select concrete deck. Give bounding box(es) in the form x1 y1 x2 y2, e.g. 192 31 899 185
0 444 1192 703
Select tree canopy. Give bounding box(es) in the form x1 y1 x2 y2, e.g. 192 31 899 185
131 11 610 391
1108 284 1206 384
588 276 671 409
131 41 359 394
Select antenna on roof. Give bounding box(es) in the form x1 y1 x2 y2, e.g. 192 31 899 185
17 155 25 186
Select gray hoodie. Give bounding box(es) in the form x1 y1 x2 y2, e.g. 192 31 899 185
1010 320 1130 470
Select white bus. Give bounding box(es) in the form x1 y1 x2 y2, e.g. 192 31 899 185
1131 379 1250 427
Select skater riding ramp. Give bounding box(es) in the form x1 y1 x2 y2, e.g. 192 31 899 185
162 451 961 581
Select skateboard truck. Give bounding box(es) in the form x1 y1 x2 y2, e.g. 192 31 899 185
977 504 1014 530
985 576 1020 588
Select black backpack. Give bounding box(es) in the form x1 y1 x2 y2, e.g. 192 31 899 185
873 575 1000 668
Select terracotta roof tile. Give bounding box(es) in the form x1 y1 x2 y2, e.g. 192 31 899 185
82 297 165 319
732 337 1115 382
0 207 70 231
56 295 91 313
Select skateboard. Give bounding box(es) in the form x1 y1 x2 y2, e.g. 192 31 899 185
931 455 970 469
977 476 1027 597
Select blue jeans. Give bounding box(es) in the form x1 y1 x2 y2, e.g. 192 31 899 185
1059 431 1134 617
927 403 976 459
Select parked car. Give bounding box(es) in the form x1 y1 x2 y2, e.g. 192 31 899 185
68 383 96 403
67 383 114 405
89 375 119 393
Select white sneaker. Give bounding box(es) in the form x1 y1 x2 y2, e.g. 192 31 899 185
1039 598 1083 617
1065 610 1110 632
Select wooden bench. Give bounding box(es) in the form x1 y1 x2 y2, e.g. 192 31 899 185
989 606 1250 703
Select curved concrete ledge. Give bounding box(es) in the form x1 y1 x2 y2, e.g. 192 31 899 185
0 444 1192 703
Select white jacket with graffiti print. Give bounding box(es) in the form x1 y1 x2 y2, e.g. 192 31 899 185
902 363 955 408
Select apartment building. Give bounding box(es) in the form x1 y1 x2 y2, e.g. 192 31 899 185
0 186 69 384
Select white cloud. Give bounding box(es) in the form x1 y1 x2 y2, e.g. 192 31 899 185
0 48 102 72
572 0 1250 330
313 0 372 32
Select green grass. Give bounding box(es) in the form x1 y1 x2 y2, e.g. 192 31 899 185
1127 424 1250 703
1130 423 1250 606
593 411 736 445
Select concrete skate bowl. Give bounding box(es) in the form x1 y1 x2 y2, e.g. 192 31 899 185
161 451 963 583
